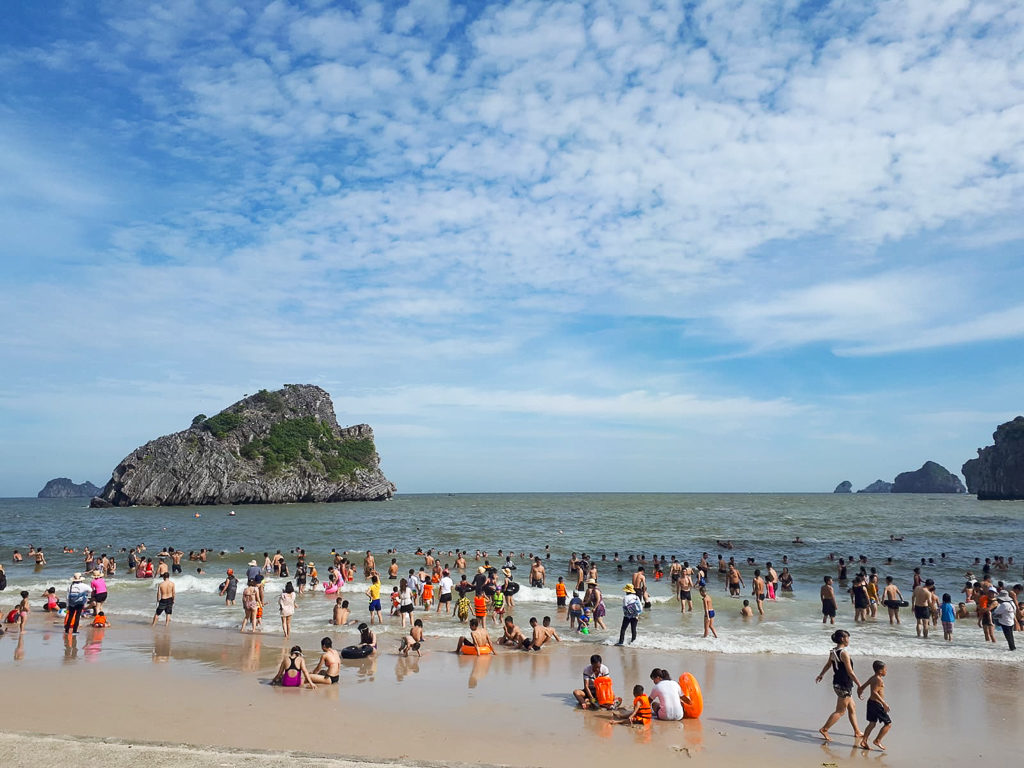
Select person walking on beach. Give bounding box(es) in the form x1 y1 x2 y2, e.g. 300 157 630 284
700 586 718 638
616 584 642 645
278 581 296 637
857 660 892 751
152 572 175 626
815 629 864 744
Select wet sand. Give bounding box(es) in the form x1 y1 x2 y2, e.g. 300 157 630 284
0 619 1019 766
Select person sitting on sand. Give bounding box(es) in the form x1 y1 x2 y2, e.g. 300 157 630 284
399 619 423 657
455 618 496 654
528 616 560 650
309 637 341 685
498 616 528 648
272 646 316 689
573 654 617 709
649 668 689 720
614 684 653 725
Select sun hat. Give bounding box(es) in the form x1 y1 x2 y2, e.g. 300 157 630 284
477 566 485 574
72 572 83 582
623 584 635 593
92 570 104 578
502 568 512 577
586 578 597 585
248 559 258 566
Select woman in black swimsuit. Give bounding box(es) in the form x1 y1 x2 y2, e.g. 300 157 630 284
815 630 863 744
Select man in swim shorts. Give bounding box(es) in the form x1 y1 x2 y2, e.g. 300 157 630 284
821 576 837 625
530 557 546 587
310 637 342 684
455 618 496 654
151 572 175 626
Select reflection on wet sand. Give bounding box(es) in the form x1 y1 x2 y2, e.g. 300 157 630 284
465 654 491 688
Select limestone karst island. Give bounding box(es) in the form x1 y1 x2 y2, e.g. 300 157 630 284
89 384 394 507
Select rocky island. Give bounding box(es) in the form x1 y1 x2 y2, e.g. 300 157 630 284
833 481 852 493
38 478 102 498
962 416 1024 500
90 385 394 507
857 479 893 494
892 461 965 494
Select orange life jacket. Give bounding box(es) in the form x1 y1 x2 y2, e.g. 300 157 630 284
633 694 652 723
593 676 615 707
474 595 488 617
556 583 567 597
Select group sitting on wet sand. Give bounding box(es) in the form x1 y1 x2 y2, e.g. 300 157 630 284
572 655 696 726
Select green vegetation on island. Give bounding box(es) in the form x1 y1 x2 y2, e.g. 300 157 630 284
240 416 375 480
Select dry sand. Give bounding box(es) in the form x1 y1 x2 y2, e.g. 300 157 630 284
0 620 1019 767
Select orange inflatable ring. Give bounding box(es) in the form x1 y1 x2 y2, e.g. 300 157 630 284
679 673 703 718
460 644 493 656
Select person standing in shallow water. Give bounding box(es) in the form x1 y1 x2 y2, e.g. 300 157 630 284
616 584 642 645
815 629 863 744
700 586 717 638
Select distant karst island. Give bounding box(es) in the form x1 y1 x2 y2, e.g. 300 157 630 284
963 416 1024 500
833 461 964 494
38 478 102 498
89 384 394 507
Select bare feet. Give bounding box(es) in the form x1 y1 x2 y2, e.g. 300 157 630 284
819 728 831 742
873 740 887 751
859 738 870 750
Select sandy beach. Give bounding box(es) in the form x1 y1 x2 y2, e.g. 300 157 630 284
0 616 1019 767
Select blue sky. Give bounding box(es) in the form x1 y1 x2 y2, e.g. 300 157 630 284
1 0 1022 496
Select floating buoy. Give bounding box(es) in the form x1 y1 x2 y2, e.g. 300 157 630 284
228 510 236 517
194 513 201 519
678 672 704 718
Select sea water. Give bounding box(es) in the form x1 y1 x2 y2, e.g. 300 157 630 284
2 493 1021 662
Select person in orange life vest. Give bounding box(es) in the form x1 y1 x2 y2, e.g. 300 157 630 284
614 684 653 725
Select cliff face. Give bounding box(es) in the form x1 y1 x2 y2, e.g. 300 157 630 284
892 461 965 494
38 478 102 498
91 385 395 506
833 481 852 493
857 479 893 494
962 416 1024 500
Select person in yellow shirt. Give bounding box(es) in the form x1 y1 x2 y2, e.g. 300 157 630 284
365 575 383 624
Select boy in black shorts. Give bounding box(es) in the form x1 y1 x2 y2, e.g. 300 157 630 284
857 660 892 751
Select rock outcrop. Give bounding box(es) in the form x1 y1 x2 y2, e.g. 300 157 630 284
892 461 965 494
38 478 102 498
833 481 852 493
962 416 1024 500
857 479 893 494
90 385 395 507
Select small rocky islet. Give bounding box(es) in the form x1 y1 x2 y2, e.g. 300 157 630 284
89 384 394 507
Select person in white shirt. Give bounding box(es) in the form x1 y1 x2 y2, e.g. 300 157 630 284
573 654 610 708
437 571 455 615
648 668 689 720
